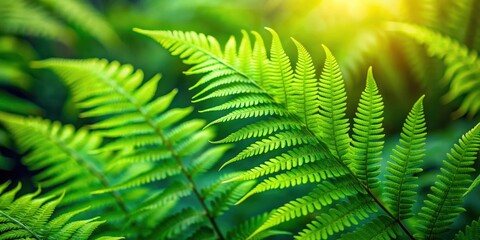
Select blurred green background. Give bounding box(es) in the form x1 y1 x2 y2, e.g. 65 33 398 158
0 0 479 238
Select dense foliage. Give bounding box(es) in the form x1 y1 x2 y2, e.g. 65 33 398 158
0 0 479 239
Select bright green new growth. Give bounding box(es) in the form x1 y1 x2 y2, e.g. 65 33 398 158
318 45 350 165
138 27 480 239
350 67 384 190
384 95 426 220
0 181 118 240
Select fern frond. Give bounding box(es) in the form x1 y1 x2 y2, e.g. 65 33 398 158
137 27 390 239
291 38 320 135
199 95 273 113
251 177 364 238
224 145 331 183
339 215 401 240
454 217 480 240
227 213 291 240
155 208 206 240
207 180 256 217
389 22 480 117
250 31 270 88
37 0 120 48
350 67 384 190
236 30 252 73
186 146 228 177
34 58 251 239
318 45 350 164
464 173 480 196
384 95 426 219
416 123 480 239
0 181 112 240
204 106 288 129
264 28 295 110
131 182 190 214
221 131 317 168
0 0 71 43
0 112 127 216
237 162 348 204
213 118 302 143
295 196 377 240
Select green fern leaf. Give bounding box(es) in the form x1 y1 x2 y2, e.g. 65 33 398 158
339 215 401 240
295 196 377 240
37 0 120 48
137 27 479 240
188 145 232 177
236 30 252 73
251 177 364 237
416 123 480 239
350 67 384 190
250 31 270 88
0 181 110 240
389 22 480 117
205 106 288 129
291 38 320 135
0 112 127 215
227 213 291 240
34 58 253 239
156 208 206 240
384 95 426 219
213 118 302 143
464 173 480 196
221 130 317 169
237 163 348 204
224 145 331 183
208 181 256 217
318 45 350 164
264 28 295 110
454 217 480 240
0 0 71 43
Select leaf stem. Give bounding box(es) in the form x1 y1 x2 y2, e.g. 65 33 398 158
54 139 129 215
0 210 42 239
101 74 225 240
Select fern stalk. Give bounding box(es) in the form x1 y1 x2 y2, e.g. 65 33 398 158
90 69 225 239
362 183 415 239
162 135 226 240
0 210 41 239
56 139 129 215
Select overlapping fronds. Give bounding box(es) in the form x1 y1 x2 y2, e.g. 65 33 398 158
0 112 127 218
38 0 120 48
33 58 256 239
384 95 426 219
135 28 373 238
0 181 118 240
0 0 119 47
415 123 480 239
389 22 480 117
350 67 384 190
140 27 480 239
0 0 71 43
